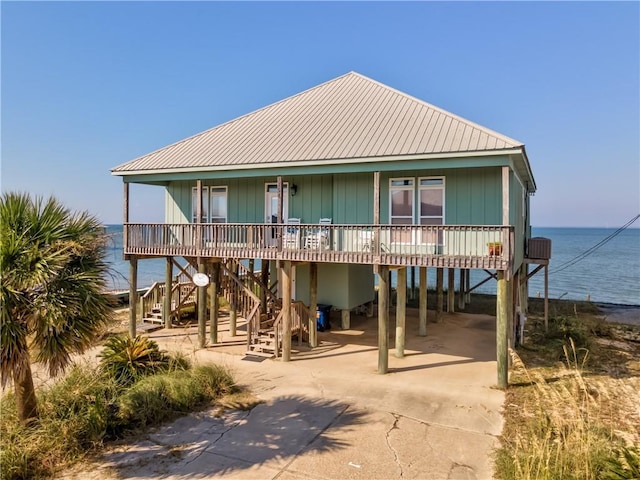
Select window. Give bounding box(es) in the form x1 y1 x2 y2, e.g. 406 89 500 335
389 178 414 225
419 177 445 244
192 186 209 223
192 185 227 223
388 176 446 244
210 187 227 223
389 178 414 242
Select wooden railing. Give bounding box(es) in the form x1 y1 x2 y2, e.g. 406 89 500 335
141 280 196 323
219 262 262 348
125 223 514 270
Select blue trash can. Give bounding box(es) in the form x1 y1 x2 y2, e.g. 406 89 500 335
316 304 332 331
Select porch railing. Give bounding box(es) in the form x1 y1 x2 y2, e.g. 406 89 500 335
125 223 514 270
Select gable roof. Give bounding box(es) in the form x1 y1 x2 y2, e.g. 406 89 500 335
112 72 527 176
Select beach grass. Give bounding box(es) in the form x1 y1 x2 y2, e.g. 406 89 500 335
494 304 640 479
0 357 236 480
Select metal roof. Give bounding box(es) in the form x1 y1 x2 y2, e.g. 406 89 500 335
111 72 525 174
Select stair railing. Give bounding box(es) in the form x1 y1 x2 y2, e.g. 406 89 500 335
220 262 262 348
141 282 164 319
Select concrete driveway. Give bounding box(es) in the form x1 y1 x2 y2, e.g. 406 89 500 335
63 308 504 480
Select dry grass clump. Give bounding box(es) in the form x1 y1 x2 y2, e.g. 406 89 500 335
496 338 640 479
0 357 236 480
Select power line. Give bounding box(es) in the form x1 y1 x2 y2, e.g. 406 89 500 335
549 213 640 275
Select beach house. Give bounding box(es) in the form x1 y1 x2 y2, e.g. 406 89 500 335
111 72 544 386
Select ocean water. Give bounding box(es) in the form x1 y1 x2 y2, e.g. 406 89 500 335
104 225 640 306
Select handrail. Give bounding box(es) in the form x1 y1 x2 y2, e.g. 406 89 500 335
236 261 281 309
124 222 514 271
220 261 262 348
272 310 284 358
291 300 312 345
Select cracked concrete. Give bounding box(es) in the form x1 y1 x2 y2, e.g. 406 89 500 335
59 308 504 479
385 413 404 478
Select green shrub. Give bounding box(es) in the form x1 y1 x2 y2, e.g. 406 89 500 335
600 446 640 480
0 360 234 480
0 364 120 480
98 335 171 385
117 365 234 430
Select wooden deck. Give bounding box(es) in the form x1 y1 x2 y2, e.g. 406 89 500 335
124 223 514 270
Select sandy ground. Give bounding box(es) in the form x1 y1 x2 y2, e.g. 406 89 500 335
59 307 505 480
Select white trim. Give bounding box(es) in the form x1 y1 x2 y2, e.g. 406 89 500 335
111 148 524 176
265 182 289 223
389 177 415 227
191 186 209 223
209 186 228 223
418 176 445 226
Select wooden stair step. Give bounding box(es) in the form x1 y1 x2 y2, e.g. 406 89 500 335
143 317 164 324
250 343 275 352
245 350 274 358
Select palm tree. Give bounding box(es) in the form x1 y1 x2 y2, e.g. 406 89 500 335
0 192 114 423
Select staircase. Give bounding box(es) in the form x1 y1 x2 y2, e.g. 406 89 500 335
141 259 313 359
141 262 198 325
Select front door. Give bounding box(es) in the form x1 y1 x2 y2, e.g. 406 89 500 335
265 183 289 246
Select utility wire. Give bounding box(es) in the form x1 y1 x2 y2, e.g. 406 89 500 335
549 213 640 275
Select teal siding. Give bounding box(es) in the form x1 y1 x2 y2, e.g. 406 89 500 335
332 173 373 224
288 174 333 223
165 167 505 227
379 167 502 225
510 172 525 270
295 263 374 310
165 182 190 223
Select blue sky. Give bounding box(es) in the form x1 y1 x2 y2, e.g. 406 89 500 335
2 1 638 227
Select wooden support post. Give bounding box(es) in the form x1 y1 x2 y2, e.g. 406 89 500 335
508 273 515 357
465 269 471 304
197 261 207 348
282 261 292 362
196 180 203 253
418 266 427 336
395 267 406 358
436 267 444 322
521 263 529 314
378 265 389 374
410 266 416 300
123 182 129 258
210 262 220 344
502 166 510 225
309 262 318 348
458 269 466 311
373 171 380 225
544 263 549 331
128 256 137 338
447 268 455 313
229 261 237 337
373 171 380 257
341 309 351 330
497 270 509 388
260 259 269 314
277 177 284 223
164 257 173 329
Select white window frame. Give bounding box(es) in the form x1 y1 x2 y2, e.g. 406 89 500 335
209 186 228 224
265 182 289 223
191 186 209 223
418 176 445 247
418 176 445 225
389 178 415 225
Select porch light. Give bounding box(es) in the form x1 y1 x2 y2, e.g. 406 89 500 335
291 184 298 196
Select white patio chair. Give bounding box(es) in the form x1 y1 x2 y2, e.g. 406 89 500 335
305 218 332 250
283 218 301 249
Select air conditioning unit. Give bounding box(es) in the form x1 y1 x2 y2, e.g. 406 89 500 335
527 237 552 260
